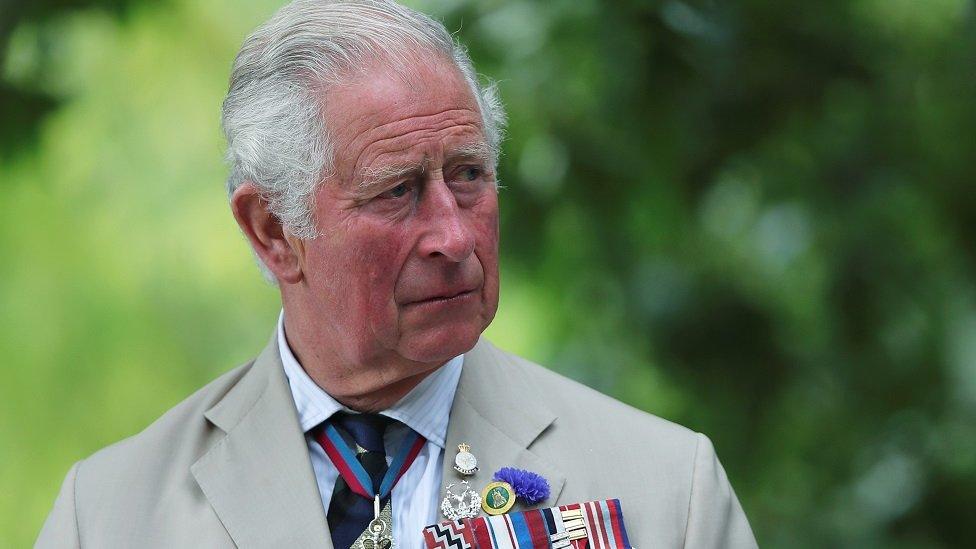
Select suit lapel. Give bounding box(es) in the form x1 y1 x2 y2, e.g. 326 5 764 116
191 336 332 548
189 335 563 543
441 339 566 517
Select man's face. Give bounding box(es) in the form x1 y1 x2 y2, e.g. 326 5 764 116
293 57 499 368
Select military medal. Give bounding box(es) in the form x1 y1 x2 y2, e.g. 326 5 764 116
453 443 479 475
314 422 427 549
480 480 517 515
423 498 632 549
440 480 481 520
356 497 393 549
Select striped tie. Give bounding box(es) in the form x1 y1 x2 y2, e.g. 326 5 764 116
320 413 391 548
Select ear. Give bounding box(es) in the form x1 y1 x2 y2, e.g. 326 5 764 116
230 182 306 284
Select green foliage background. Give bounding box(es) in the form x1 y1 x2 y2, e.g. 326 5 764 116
2 0 975 546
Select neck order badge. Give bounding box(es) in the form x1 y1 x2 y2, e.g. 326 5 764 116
316 422 427 549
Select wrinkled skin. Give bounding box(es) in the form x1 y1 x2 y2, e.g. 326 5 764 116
234 55 500 411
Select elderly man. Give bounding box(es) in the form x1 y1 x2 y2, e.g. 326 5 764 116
37 1 756 548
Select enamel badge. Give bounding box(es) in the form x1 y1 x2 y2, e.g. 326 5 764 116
453 443 479 475
480 481 516 515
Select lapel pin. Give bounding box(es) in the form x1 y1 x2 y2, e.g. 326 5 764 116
440 480 481 520
480 481 517 515
453 443 479 476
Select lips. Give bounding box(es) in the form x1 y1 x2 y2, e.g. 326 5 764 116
397 261 486 308
403 286 478 306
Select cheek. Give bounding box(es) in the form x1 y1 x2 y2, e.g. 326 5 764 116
472 197 501 297
361 241 402 299
354 225 414 322
473 195 500 256
308 223 406 317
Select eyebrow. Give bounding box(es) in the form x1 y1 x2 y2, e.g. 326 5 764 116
446 141 493 166
358 162 425 193
356 141 493 193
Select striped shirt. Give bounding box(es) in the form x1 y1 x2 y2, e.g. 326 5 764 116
277 312 462 548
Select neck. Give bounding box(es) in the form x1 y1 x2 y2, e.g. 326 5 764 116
281 315 442 413
330 368 436 413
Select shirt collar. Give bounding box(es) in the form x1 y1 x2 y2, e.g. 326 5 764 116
277 311 462 449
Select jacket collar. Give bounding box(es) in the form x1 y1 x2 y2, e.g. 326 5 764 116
191 335 565 547
440 339 566 512
192 333 333 548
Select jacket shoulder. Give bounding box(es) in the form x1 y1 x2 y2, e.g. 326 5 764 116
477 344 758 546
71 360 256 508
88 360 253 459
488 343 699 451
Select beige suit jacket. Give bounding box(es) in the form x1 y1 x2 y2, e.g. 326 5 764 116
36 336 757 548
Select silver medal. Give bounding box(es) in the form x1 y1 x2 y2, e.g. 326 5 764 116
356 496 393 549
440 480 482 520
453 443 479 475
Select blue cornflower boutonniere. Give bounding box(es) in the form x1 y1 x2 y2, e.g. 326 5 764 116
492 466 551 505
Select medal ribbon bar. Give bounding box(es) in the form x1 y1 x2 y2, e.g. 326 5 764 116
422 498 633 549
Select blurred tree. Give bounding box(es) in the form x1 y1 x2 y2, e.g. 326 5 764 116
0 0 138 157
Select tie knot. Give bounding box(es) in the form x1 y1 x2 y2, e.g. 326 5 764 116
331 412 391 454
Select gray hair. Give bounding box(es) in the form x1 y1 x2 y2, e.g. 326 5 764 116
221 0 506 281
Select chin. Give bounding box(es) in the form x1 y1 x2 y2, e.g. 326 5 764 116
398 322 484 364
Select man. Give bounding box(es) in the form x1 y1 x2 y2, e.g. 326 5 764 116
37 1 756 547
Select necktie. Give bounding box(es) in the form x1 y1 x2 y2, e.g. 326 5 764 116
323 413 391 549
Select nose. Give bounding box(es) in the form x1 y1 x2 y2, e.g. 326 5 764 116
416 177 476 262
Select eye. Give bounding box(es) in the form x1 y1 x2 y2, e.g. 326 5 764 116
459 166 484 182
379 183 410 199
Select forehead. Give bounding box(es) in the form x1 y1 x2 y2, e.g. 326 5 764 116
323 57 485 177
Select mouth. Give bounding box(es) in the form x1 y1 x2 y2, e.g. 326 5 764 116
404 288 478 307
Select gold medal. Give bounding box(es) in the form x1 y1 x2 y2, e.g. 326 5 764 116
480 481 516 515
